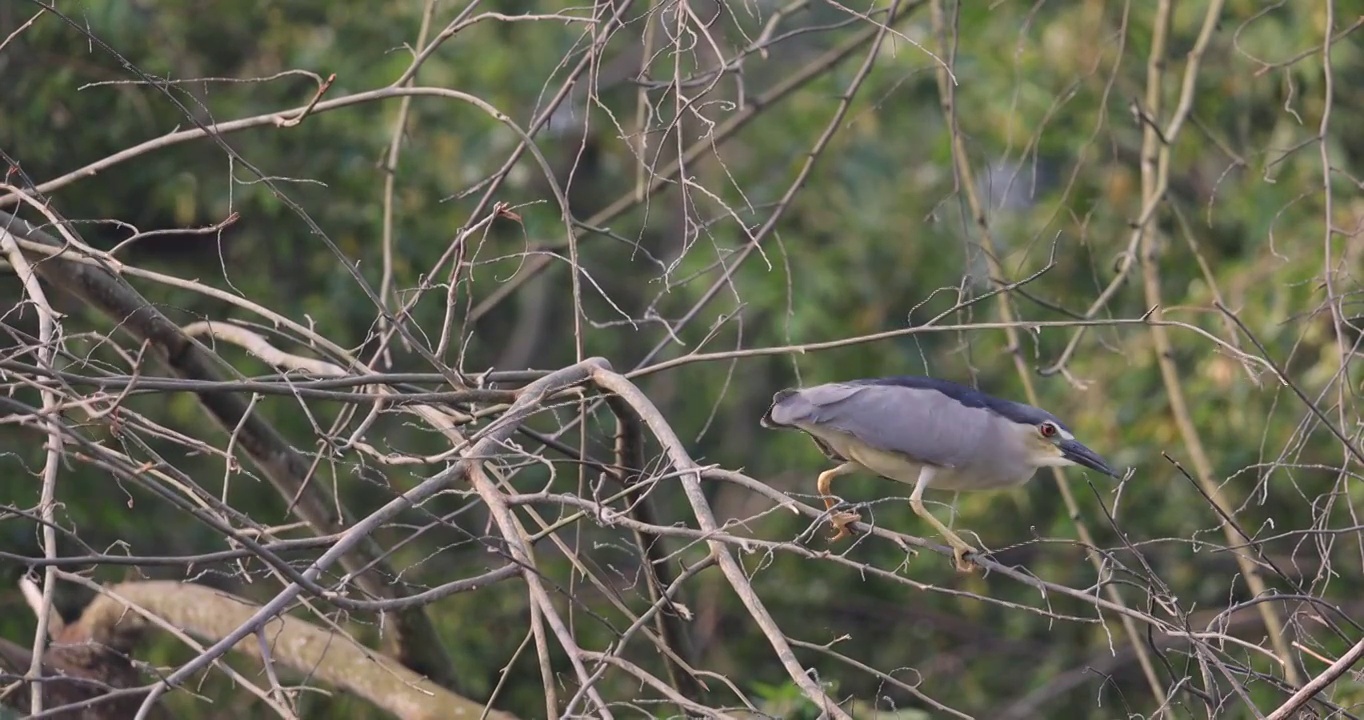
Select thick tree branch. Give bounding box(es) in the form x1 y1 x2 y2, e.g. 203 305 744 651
590 368 853 720
603 393 701 699
77 580 518 720
0 210 457 688
125 358 607 719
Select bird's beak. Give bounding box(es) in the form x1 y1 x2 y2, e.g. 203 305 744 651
1059 439 1120 478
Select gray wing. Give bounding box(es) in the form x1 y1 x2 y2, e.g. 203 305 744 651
769 382 1002 468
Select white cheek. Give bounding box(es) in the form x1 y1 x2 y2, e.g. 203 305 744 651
1034 453 1074 468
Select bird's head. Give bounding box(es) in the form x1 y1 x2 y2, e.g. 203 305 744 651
1019 418 1120 478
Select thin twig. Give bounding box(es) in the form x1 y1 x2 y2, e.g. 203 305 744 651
928 0 1167 707
593 368 853 719
1131 0 1302 687
0 225 63 715
126 359 608 720
1265 635 1364 720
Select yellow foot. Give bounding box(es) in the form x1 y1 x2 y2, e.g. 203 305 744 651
950 543 980 573
827 510 862 542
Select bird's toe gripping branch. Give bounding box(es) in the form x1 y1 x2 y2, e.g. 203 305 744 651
909 492 980 573
816 463 863 541
947 539 979 573
827 508 863 541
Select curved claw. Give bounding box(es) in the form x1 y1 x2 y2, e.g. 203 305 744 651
827 509 862 542
952 546 979 573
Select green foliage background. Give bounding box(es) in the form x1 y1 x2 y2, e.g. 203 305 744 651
4 0 1364 717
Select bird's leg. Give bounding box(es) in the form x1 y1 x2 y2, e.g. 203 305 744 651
816 462 861 541
910 467 979 572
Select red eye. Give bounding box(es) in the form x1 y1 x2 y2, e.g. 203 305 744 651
1039 423 1057 438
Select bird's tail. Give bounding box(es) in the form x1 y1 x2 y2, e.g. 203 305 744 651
759 389 799 428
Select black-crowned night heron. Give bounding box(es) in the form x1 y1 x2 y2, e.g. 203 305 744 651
761 375 1120 572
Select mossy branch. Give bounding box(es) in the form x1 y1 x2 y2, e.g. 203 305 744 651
78 581 516 720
